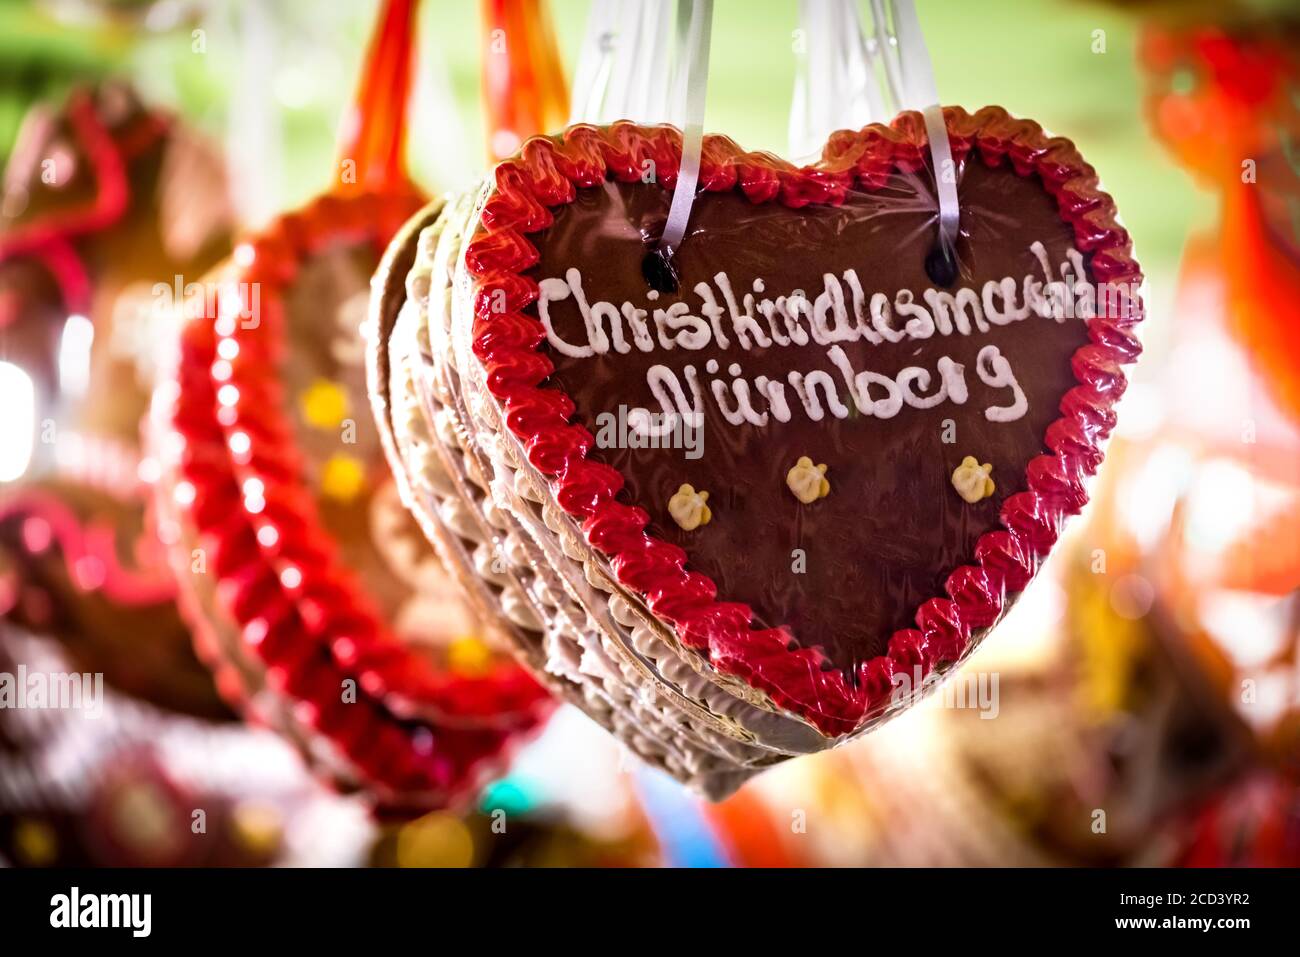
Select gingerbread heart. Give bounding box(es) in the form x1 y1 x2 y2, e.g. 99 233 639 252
458 106 1143 740
376 195 804 799
151 189 552 811
0 84 232 719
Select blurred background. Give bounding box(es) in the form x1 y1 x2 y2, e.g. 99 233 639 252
0 0 1297 866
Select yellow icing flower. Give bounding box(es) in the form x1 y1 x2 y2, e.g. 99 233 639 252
951 455 996 504
786 456 830 504
668 483 711 531
322 453 366 502
301 379 349 430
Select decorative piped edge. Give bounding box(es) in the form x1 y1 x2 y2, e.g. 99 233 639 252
160 186 550 807
463 107 1144 737
0 88 167 267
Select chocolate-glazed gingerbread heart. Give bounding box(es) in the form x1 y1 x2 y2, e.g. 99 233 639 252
461 106 1143 737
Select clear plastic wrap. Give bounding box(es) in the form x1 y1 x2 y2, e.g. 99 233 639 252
450 106 1142 745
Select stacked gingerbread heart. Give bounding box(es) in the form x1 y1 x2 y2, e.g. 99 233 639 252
367 106 1145 797
368 196 792 801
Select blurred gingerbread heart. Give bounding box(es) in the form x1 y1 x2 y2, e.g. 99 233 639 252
0 81 233 718
149 0 562 812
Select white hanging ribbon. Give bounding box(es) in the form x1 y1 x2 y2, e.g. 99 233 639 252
656 0 714 267
568 0 712 287
790 0 958 271
569 0 676 127
568 0 615 124
891 0 959 263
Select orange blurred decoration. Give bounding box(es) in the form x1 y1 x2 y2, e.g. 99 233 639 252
1142 21 1300 424
481 0 569 161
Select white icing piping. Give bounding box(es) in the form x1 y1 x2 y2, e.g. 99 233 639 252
538 244 1111 360
534 244 1138 431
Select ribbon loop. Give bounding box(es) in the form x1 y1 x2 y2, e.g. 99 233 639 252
891 1 959 279
656 0 714 267
791 0 959 281
571 0 714 290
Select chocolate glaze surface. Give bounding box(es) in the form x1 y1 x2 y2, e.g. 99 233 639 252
531 159 1091 672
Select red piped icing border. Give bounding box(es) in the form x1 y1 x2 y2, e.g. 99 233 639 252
0 89 168 314
0 92 175 610
463 106 1145 738
0 492 176 609
160 188 550 806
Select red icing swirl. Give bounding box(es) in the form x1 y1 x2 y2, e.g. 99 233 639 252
159 189 550 807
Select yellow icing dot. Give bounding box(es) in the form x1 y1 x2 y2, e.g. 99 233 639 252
951 455 996 504
231 801 283 856
668 483 711 531
321 454 366 502
301 379 350 430
13 818 58 866
396 812 475 868
448 635 493 675
786 456 830 504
